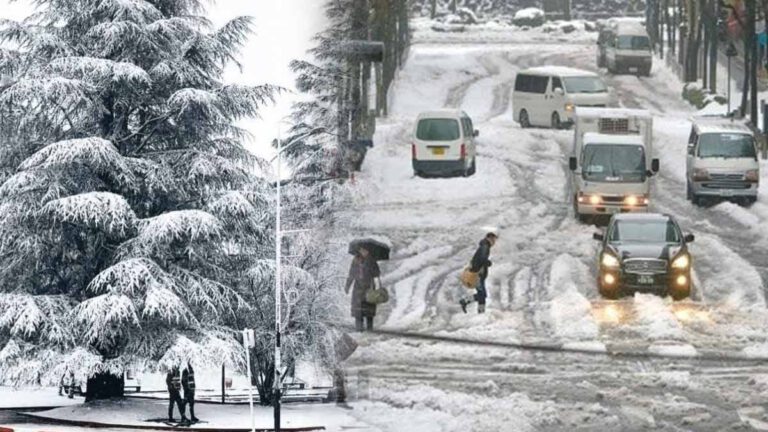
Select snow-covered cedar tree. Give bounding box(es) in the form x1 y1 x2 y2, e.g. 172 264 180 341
0 0 326 404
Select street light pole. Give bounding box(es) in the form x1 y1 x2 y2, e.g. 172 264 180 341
271 127 324 432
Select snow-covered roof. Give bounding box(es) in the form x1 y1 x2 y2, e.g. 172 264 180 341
520 66 597 78
416 109 466 119
693 117 753 135
583 132 644 145
612 212 672 222
575 107 652 119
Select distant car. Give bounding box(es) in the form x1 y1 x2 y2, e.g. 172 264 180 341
412 109 478 177
593 213 694 300
513 66 612 129
686 117 760 206
604 20 652 76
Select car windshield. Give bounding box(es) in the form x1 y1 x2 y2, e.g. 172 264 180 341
416 118 460 141
582 144 646 182
610 219 681 244
698 133 756 159
563 76 607 94
616 35 650 50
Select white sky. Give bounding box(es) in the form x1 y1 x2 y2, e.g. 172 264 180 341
0 0 327 161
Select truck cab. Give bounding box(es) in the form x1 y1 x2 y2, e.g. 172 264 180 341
569 108 659 222
686 118 760 206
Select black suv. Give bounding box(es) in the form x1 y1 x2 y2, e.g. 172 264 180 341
593 213 695 300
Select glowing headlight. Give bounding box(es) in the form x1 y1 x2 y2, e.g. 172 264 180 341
589 195 602 205
671 254 690 269
601 253 620 268
625 195 639 206
604 273 616 285
565 103 575 112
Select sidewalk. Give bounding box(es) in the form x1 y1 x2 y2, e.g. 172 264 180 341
0 387 84 410
6 398 372 432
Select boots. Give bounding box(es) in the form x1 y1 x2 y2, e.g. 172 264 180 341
478 304 485 314
459 299 469 313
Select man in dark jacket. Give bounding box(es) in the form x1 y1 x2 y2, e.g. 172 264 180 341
166 366 187 424
182 362 198 423
460 232 497 314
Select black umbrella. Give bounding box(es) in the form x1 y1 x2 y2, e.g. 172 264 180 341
348 238 390 261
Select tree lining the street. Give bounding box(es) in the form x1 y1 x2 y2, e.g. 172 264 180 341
0 0 333 403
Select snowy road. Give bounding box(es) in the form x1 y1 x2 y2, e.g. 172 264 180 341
339 30 768 431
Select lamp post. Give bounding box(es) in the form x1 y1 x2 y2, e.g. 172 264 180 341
271 127 324 432
726 42 738 115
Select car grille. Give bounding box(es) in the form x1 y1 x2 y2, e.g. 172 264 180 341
710 173 744 181
601 195 625 203
624 259 667 274
702 173 749 190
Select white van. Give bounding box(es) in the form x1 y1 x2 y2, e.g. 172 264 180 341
412 109 478 177
605 21 652 76
686 118 760 206
513 67 612 129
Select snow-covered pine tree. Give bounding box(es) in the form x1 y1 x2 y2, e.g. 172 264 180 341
0 0 323 402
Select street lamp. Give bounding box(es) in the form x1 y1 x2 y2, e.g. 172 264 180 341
726 42 739 115
270 127 324 432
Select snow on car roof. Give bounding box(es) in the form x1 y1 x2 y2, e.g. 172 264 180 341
583 132 644 145
416 109 466 119
574 107 652 119
520 66 598 77
693 117 753 135
612 212 672 222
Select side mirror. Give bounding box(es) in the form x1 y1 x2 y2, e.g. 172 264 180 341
569 157 577 171
684 233 695 243
651 158 660 173
554 87 564 96
687 144 695 155
593 232 604 241
473 129 479 137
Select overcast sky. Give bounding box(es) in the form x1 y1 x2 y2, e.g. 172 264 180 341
0 0 327 160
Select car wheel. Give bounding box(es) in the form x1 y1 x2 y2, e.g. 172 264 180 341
743 196 757 207
670 286 690 301
551 112 561 130
469 159 476 176
691 193 701 206
686 181 692 201
519 109 531 128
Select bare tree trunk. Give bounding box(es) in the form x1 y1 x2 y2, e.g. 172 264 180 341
430 0 437 18
709 0 718 91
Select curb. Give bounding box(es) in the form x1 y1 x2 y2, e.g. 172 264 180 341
18 413 325 432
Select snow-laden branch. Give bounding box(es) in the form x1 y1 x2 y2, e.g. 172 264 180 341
74 293 140 349
42 192 137 238
87 258 173 297
49 56 152 88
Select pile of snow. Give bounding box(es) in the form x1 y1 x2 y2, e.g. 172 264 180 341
410 18 597 44
548 255 599 341
512 8 545 27
0 387 83 409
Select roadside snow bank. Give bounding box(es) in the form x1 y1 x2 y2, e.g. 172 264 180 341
549 255 599 340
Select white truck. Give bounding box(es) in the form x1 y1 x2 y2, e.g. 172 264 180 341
569 107 659 222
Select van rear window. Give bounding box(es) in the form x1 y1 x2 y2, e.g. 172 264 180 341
417 118 461 141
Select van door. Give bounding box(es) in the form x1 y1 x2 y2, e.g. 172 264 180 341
686 127 698 184
606 35 617 70
462 116 476 164
531 75 550 125
550 76 565 125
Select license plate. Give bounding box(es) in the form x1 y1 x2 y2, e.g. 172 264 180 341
629 67 638 73
720 189 734 197
431 147 445 156
607 206 620 214
638 275 654 285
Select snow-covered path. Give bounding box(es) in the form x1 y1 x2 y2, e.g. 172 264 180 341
339 27 768 431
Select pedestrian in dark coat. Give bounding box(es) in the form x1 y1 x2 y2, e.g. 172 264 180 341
182 362 198 423
166 366 187 423
345 247 381 331
460 232 498 314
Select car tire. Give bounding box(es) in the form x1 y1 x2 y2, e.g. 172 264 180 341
551 112 561 130
519 109 531 128
744 196 757 207
670 287 690 301
469 159 476 176
691 193 701 206
686 181 692 201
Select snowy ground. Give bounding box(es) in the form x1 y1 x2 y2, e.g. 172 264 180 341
338 22 768 431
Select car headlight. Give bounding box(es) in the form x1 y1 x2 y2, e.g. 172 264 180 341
693 168 710 181
578 194 602 205
746 169 759 183
624 195 649 206
671 254 690 269
565 103 575 112
601 253 620 268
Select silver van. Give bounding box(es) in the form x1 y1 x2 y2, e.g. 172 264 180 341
605 21 652 76
686 118 760 206
412 109 478 177
513 66 612 129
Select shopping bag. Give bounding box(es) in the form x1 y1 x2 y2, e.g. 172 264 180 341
459 267 479 289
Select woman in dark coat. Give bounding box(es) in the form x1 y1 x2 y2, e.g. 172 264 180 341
345 247 380 331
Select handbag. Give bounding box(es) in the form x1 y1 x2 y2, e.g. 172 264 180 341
459 266 479 289
365 277 389 304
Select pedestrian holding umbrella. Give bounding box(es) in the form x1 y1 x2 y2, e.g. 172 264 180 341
345 238 390 331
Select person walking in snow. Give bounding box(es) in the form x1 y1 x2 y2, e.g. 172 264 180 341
459 232 498 314
182 362 198 423
345 246 381 331
166 366 187 424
